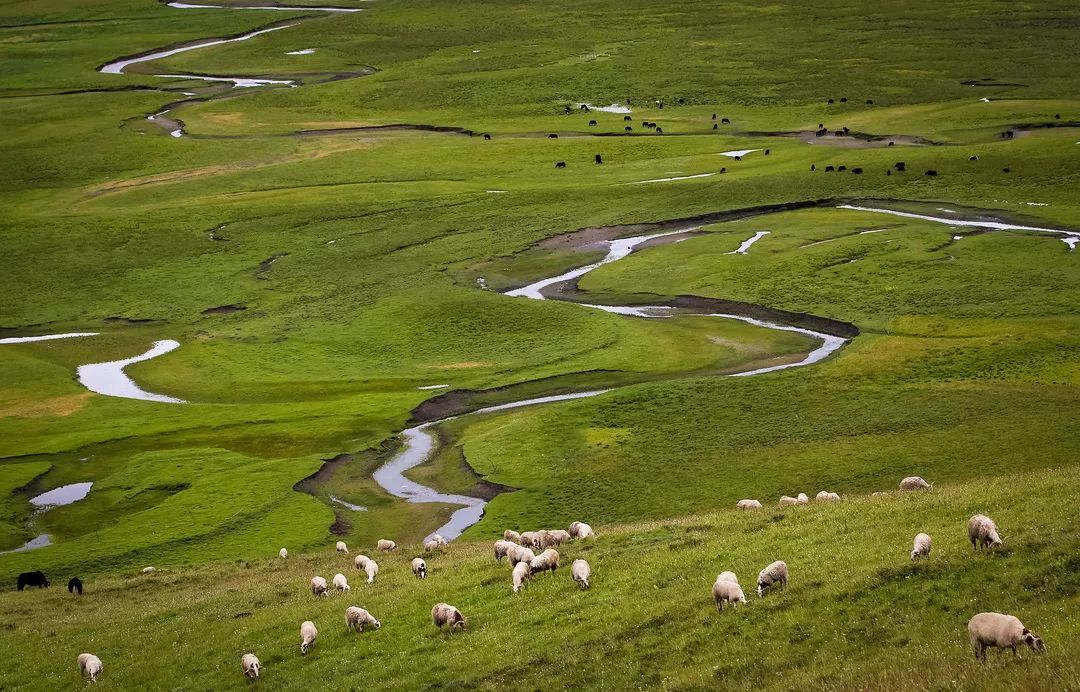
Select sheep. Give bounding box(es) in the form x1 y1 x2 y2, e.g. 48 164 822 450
353 554 371 571
346 606 381 632
332 573 350 593
300 621 318 654
279 548 288 559
432 603 467 630
424 539 440 552
968 515 1003 550
713 576 747 611
911 533 932 561
543 529 572 548
142 566 155 574
507 544 536 567
241 653 260 679
757 560 788 597
737 499 762 510
796 493 809 504
717 571 739 584
967 612 1044 661
571 559 591 589
504 530 521 543
430 534 448 547
815 491 840 502
900 476 933 491
376 539 397 552
412 557 427 579
512 560 531 593
77 653 102 682
364 559 380 584
778 496 798 506
311 576 329 597
493 539 516 562
529 530 551 550
530 548 560 576
519 531 539 548
335 541 348 554
568 521 595 538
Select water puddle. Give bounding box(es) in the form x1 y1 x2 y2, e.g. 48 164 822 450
329 495 367 511
0 534 52 555
30 482 93 509
0 332 98 345
577 103 631 114
725 231 769 254
627 173 715 184
77 340 186 404
718 149 760 158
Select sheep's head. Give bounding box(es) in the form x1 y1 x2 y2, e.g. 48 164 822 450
373 619 382 630
757 582 765 598
1023 630 1045 653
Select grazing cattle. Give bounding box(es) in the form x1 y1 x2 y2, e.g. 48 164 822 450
721 118 730 124
969 155 978 161
825 165 835 172
828 98 835 104
17 571 48 591
655 127 663 134
888 141 895 146
588 120 597 126
734 156 742 161
547 133 558 139
1003 167 1011 173
851 167 863 174
811 164 816 171
563 106 572 115
68 577 83 595
719 167 726 173
886 169 892 176
842 126 850 134
595 154 603 164
1055 113 1061 119
712 113 717 120
925 169 938 176
624 126 632 132
764 149 770 155
866 99 874 104
580 104 590 111
713 123 718 130
623 115 632 122
483 133 491 140
658 102 664 109
834 131 844 136
677 98 684 104
815 128 827 137
894 161 906 171
840 97 848 102
554 161 566 168
818 123 824 128
837 165 846 171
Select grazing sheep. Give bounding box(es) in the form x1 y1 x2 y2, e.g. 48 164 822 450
519 531 539 548
346 606 381 632
512 560 531 593
778 496 799 506
713 577 747 611
412 557 427 579
911 533 932 561
796 493 809 505
364 559 379 584
142 566 155 574
504 530 521 543
530 548 560 576
78 653 102 682
300 621 318 654
241 653 260 680
431 534 448 547
568 521 595 539
354 554 371 570
717 571 739 584
332 573 350 593
571 559 591 589
900 476 932 491
335 541 348 554
424 539 440 552
376 539 397 552
432 603 467 630
815 491 840 502
494 540 516 562
545 529 572 547
738 499 762 510
311 576 329 597
757 560 788 598
68 577 83 595
507 544 536 567
279 548 288 559
968 612 1044 661
968 515 1003 550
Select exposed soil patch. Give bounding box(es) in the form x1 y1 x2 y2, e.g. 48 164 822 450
255 252 288 277
103 316 162 325
0 392 92 419
201 304 247 315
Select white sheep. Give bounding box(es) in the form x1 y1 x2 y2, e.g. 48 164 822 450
900 476 933 491
568 521 595 539
142 566 155 574
717 571 739 584
571 559 591 589
504 529 522 543
519 531 539 549
279 548 288 559
376 539 397 552
530 548 560 575
796 493 809 505
353 554 371 571
507 544 536 567
713 576 747 611
345 606 381 632
364 558 379 584
77 653 102 682
967 612 1044 661
240 653 260 679
911 533 932 561
757 560 788 597
546 529 572 547
424 539 440 552
335 541 348 554
512 560 531 593
529 530 550 550
815 491 840 502
431 603 467 630
310 576 329 597
412 557 427 579
493 539 516 562
431 534 448 547
968 515 1003 551
737 499 762 510
300 620 318 654
332 573 350 593
778 496 798 506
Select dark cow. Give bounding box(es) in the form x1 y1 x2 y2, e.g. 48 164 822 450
888 141 895 146
483 133 491 140
580 104 590 112
17 571 48 590
655 127 663 134
1002 167 1011 173
818 123 824 128
547 133 559 139
623 115 632 122
713 123 718 130
1055 113 1061 119
924 169 938 176
721 118 730 124
764 149 770 155
894 161 906 171
563 106 572 115
838 165 847 171
68 577 83 595
811 164 816 171
734 156 742 161
588 120 597 126
886 169 892 176
595 154 603 164
842 126 850 134
554 161 566 168
658 102 664 109
624 126 632 132
815 128 827 137
969 155 978 161
834 131 844 136
866 99 874 105
825 165 835 172
840 97 848 102
828 99 835 104
712 113 717 120
719 167 726 173
677 98 685 104
851 167 863 174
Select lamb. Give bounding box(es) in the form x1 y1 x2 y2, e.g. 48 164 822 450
568 521 595 538
757 560 788 597
364 559 380 584
241 653 260 679
77 653 102 682
507 544 536 567
424 539 440 552
412 557 427 579
300 621 318 654
335 541 348 553
493 539 516 562
968 515 1003 550
512 560 532 593
376 539 397 552
796 493 809 505
911 533 932 560
332 573 351 593
346 606 381 632
142 566 155 574
504 530 521 543
571 559 591 589
778 496 799 506
353 554 371 570
279 548 288 559
530 548 560 576
815 491 840 502
432 603 467 630
737 499 762 510
713 576 747 611
967 612 1044 661
310 576 329 597
900 476 933 491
